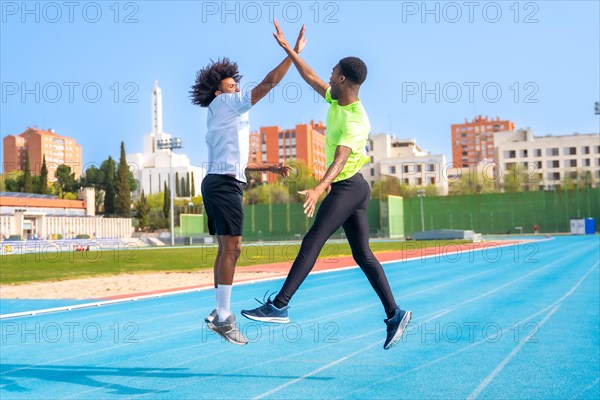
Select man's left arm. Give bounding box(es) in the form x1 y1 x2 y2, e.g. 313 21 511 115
299 145 351 218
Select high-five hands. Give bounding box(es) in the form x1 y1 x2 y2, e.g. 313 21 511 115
274 19 306 54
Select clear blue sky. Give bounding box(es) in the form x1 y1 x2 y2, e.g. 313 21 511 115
2 1 599 170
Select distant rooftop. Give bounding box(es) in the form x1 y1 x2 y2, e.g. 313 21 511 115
0 192 59 199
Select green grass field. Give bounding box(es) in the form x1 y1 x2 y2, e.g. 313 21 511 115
0 240 470 284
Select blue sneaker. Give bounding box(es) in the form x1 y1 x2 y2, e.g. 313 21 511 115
383 307 412 350
241 293 290 323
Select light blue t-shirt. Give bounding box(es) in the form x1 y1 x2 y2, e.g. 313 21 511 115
205 91 252 183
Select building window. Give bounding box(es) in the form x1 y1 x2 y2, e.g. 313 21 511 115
426 164 435 172
370 156 374 163
369 140 373 151
547 160 560 168
506 150 516 159
536 161 542 169
370 168 375 176
521 149 528 157
389 166 396 174
583 159 591 167
428 177 435 184
547 172 560 181
582 146 590 155
534 149 542 157
547 148 559 156
568 159 577 167
564 147 577 155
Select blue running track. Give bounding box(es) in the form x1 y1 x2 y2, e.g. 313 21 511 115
1 236 598 399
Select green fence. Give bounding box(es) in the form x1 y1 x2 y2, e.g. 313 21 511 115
240 200 383 241
191 188 598 240
402 188 600 235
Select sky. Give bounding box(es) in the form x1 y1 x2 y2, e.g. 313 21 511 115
1 0 599 170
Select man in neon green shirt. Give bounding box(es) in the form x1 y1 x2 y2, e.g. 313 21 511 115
243 21 412 350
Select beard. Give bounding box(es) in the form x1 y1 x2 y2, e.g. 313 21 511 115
330 86 339 100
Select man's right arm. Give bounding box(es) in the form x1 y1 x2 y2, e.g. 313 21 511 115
273 20 329 99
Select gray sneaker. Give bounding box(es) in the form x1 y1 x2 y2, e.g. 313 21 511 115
208 314 248 346
204 309 217 324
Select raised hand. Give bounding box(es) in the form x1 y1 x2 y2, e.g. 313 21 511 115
293 24 307 54
273 19 292 51
270 162 292 178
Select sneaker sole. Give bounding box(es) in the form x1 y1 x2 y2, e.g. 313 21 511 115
207 322 248 346
384 310 412 350
241 312 289 324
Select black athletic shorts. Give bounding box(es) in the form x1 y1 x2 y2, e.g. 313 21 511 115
201 174 244 236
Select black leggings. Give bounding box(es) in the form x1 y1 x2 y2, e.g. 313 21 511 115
273 173 398 317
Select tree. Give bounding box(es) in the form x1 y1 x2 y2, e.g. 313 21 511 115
285 159 319 200
39 155 49 194
186 172 191 197
1 171 23 192
163 182 170 219
191 171 196 197
54 164 76 198
448 172 495 195
503 164 540 192
80 164 105 211
102 157 116 214
561 169 595 190
115 142 132 216
135 190 151 230
245 183 290 205
175 171 180 197
371 175 402 199
424 183 439 196
23 152 33 193
181 176 186 197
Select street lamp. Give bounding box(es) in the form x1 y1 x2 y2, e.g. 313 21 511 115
156 137 182 246
417 189 425 232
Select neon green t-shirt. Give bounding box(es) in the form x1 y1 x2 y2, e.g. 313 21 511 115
325 87 371 182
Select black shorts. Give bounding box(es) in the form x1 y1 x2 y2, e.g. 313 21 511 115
201 174 245 236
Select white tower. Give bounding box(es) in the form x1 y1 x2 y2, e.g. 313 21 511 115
144 81 169 154
152 80 163 136
128 81 205 196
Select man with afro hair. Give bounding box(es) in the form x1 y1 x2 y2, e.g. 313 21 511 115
242 20 412 350
191 25 306 346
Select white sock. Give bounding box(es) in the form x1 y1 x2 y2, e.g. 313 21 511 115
216 284 232 322
214 286 219 310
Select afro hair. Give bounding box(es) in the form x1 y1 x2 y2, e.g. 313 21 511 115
190 57 242 107
338 57 367 85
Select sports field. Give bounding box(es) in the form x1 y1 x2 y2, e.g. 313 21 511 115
1 236 598 399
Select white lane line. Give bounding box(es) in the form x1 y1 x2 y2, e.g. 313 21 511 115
249 253 596 400
334 261 599 399
251 341 382 400
570 377 600 400
466 305 560 400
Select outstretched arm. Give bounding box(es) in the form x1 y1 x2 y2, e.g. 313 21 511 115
299 145 352 217
246 162 291 178
250 25 307 105
272 19 329 99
